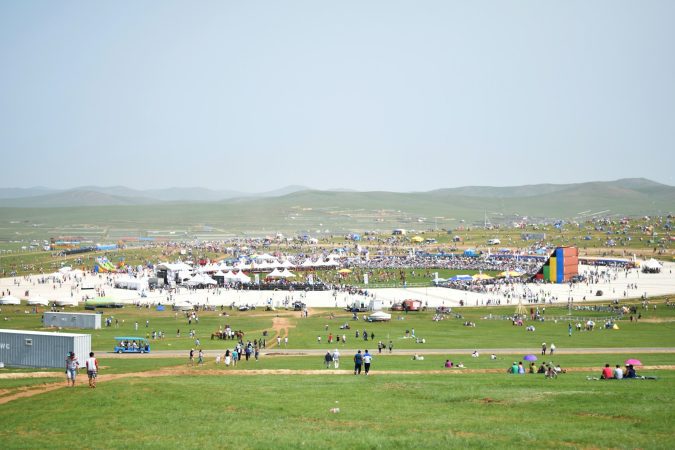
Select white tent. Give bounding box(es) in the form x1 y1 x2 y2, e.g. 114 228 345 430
223 270 237 281
642 258 663 273
27 296 50 306
54 298 78 307
234 270 251 283
114 276 149 291
300 258 315 268
367 311 392 322
172 301 194 311
0 295 21 305
187 274 217 286
280 259 295 268
265 268 284 278
279 268 296 278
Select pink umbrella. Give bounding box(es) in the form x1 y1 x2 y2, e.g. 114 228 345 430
625 359 642 366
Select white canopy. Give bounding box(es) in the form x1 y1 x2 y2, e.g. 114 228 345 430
27 296 50 306
642 258 663 270
0 295 21 305
279 268 296 278
54 298 78 307
114 276 149 291
187 274 217 286
280 259 295 268
265 268 284 278
223 270 237 281
157 262 193 272
234 270 251 283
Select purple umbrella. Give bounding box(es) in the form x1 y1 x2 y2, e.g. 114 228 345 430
524 354 537 361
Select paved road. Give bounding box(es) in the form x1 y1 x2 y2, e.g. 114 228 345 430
104 347 675 358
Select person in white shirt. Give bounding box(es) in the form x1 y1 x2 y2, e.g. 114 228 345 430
363 350 372 375
614 365 624 379
332 349 340 369
85 352 99 389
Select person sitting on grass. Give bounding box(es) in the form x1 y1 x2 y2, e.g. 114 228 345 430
601 364 614 379
625 364 637 379
529 363 536 374
545 365 557 379
444 360 453 368
537 364 546 374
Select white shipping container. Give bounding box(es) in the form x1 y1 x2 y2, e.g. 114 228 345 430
0 329 91 368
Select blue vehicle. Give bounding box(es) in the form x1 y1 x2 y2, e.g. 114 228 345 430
114 336 150 354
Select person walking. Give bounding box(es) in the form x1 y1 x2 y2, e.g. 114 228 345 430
353 350 363 375
198 349 204 365
541 343 547 355
65 352 79 387
549 343 556 355
363 349 372 375
324 351 333 368
332 348 340 369
85 352 99 388
388 340 393 353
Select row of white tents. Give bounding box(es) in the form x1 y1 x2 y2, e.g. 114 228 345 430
196 257 339 273
185 268 297 286
0 295 77 306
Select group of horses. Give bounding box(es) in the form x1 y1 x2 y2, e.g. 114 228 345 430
211 329 245 340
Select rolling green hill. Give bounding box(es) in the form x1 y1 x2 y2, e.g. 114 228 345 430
0 179 672 239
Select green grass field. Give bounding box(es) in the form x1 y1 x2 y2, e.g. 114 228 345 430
1 372 673 449
1 301 674 448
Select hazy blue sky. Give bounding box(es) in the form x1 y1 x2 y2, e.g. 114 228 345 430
1 1 673 192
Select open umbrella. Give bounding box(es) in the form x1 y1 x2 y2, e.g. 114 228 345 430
524 354 537 361
625 359 642 366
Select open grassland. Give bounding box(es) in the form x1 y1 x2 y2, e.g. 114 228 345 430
1 302 674 448
0 372 673 449
1 301 674 353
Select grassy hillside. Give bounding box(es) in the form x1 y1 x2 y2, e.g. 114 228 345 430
0 179 672 239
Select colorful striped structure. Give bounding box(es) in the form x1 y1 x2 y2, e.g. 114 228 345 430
535 247 578 283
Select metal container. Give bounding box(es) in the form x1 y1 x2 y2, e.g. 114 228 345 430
0 329 91 368
44 312 102 330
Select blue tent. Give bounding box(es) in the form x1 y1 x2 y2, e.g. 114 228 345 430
449 274 473 282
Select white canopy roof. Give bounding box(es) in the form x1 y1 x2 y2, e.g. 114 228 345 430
234 270 251 283
265 268 283 278
187 274 217 286
54 298 78 306
223 270 237 280
0 295 21 305
279 268 296 278
157 262 193 272
642 258 663 269
27 296 50 306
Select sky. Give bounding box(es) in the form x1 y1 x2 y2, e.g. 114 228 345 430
1 1 673 192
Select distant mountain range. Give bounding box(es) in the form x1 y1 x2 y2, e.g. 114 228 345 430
0 179 672 225
0 185 310 207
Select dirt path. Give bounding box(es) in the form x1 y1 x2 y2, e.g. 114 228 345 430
268 316 295 348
